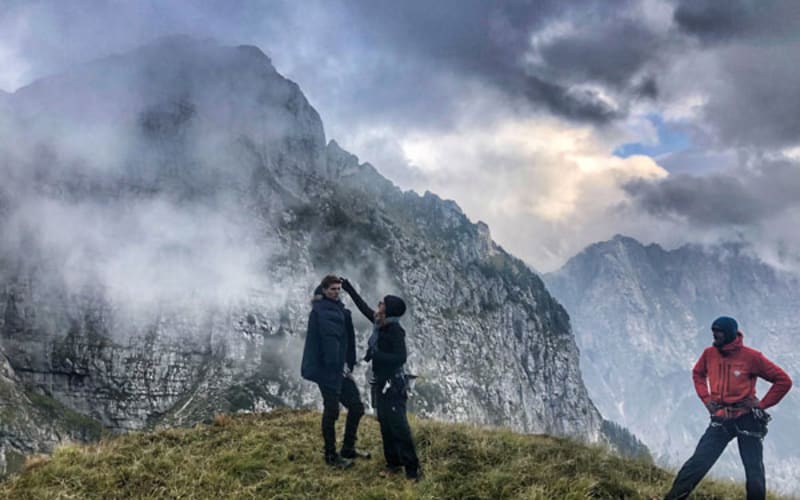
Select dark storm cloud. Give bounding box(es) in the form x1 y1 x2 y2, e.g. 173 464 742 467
347 0 655 89
673 0 800 42
635 76 659 99
697 42 800 148
536 20 661 87
520 75 620 123
337 0 659 125
17 0 800 152
624 158 800 226
668 0 800 149
0 0 668 130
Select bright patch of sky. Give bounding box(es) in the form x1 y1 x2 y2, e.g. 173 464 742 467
0 39 29 92
613 114 690 161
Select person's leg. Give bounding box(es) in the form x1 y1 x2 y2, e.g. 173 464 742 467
376 392 401 469
383 395 421 479
664 420 733 499
339 377 367 457
736 414 766 500
318 385 343 462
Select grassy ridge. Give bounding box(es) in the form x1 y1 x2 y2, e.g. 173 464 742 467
0 409 787 499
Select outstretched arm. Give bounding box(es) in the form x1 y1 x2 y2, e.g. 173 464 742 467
341 278 375 323
345 311 356 371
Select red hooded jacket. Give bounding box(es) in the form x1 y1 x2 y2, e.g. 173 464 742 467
693 332 792 418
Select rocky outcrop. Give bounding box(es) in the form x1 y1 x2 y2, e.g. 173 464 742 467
545 235 800 494
0 343 104 476
0 37 615 461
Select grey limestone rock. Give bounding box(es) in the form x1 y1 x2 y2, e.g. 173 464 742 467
0 37 619 466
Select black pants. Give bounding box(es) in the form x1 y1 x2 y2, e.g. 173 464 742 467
375 388 419 475
665 413 766 500
318 377 365 456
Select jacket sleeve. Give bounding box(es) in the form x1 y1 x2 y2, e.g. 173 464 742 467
754 352 793 409
372 329 407 366
692 351 711 404
306 310 318 345
343 281 376 323
305 310 321 363
345 311 356 371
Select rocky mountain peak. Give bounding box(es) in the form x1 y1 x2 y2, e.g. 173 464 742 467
3 36 327 202
0 37 642 473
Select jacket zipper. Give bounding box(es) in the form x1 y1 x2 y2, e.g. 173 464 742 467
721 361 728 400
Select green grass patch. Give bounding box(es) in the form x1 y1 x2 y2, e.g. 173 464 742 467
25 389 106 441
0 409 789 499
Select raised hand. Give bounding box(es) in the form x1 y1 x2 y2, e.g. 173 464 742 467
339 277 354 294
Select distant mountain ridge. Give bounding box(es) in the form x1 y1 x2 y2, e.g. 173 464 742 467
545 234 800 494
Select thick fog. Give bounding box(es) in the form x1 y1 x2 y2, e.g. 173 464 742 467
0 38 324 339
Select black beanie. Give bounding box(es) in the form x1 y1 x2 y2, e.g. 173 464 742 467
383 295 406 318
711 316 738 344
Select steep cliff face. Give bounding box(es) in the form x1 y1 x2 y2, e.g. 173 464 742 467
317 143 602 436
0 344 104 476
545 235 800 494
0 37 608 468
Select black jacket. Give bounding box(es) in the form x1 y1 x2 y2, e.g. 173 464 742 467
345 283 407 383
300 296 356 391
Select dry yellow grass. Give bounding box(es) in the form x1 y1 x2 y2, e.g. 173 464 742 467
0 409 790 500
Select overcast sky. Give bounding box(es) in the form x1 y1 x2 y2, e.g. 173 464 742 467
2 0 800 271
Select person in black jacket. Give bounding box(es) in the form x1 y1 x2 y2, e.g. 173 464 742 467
301 275 369 468
340 277 421 481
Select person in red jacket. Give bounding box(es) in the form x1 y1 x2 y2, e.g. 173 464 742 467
663 316 792 500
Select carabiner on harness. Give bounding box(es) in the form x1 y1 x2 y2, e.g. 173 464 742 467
735 425 767 440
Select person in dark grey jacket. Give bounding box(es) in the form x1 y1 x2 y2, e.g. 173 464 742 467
301 275 368 468
340 277 421 481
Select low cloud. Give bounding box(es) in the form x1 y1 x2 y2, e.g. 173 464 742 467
622 156 800 269
0 37 315 339
624 157 800 226
2 196 267 311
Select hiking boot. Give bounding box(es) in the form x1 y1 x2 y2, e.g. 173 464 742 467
324 453 354 469
405 467 423 482
340 448 371 460
378 465 403 477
